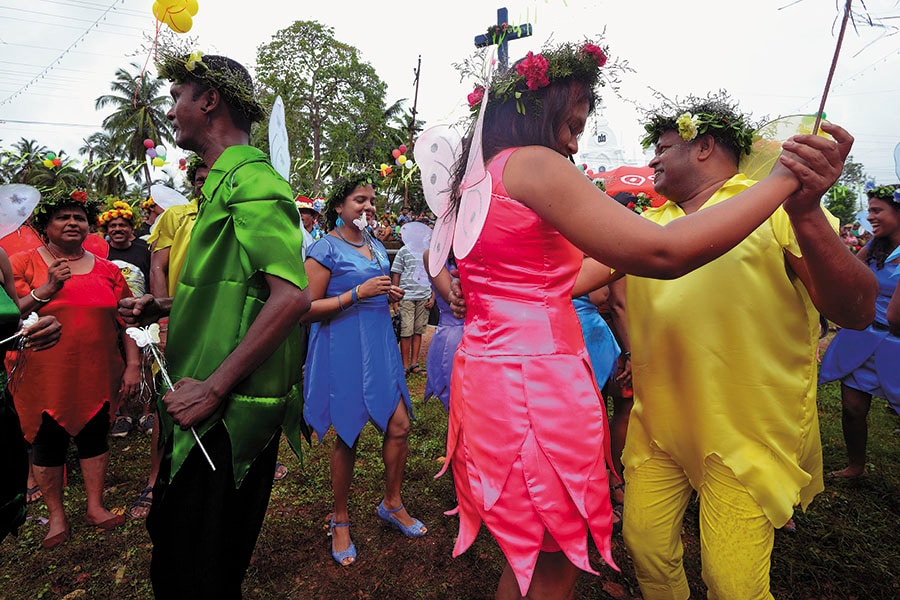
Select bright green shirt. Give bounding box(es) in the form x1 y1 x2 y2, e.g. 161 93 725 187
163 145 307 486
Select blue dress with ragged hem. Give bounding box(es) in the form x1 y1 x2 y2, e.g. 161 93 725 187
819 256 900 414
303 235 412 445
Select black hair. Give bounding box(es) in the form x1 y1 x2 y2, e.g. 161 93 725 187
324 171 377 230
864 184 900 270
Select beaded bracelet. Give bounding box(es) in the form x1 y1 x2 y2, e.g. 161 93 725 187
30 289 50 303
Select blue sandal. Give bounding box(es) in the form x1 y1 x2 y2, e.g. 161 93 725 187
329 517 356 566
376 501 427 537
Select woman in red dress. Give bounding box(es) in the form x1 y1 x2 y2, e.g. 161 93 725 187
10 189 140 548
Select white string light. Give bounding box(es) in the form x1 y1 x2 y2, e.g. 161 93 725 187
0 0 126 107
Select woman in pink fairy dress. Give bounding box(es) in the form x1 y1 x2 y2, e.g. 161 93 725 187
429 39 843 598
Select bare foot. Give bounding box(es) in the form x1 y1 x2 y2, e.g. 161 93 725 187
43 517 69 544
86 507 123 528
828 466 866 479
781 517 797 533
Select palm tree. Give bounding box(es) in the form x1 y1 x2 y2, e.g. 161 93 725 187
10 138 49 183
28 152 87 193
79 132 128 197
95 63 173 190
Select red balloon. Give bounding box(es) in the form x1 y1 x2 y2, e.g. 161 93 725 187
52 158 61 167
179 158 187 165
399 144 407 154
144 139 155 149
391 149 401 159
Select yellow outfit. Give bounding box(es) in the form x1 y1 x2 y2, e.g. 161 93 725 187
622 174 835 599
147 200 198 297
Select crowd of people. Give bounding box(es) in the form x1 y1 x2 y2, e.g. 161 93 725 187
0 35 898 600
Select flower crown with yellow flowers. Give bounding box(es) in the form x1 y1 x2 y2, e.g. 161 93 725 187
467 39 611 116
640 91 757 158
97 199 141 228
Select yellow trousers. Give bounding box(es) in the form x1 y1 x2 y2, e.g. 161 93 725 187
623 448 775 600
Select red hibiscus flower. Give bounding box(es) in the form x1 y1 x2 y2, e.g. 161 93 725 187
582 43 608 67
626 201 636 210
70 190 88 203
516 51 550 91
467 85 485 108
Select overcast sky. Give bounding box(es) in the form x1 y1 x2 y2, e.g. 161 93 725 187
1 0 898 186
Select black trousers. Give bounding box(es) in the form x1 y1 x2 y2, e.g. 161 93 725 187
148 423 278 599
0 390 27 541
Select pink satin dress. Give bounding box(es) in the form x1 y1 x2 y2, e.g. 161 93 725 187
440 147 617 595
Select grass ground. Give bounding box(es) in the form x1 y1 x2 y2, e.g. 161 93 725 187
2 331 900 599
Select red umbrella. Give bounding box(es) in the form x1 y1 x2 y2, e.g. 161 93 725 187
589 165 667 207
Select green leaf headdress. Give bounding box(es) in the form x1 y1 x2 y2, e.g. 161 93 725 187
155 43 265 124
640 90 757 160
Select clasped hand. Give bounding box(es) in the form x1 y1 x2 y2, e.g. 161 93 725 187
775 121 854 215
360 275 405 303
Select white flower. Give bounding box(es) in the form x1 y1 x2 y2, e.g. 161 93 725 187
352 216 367 231
23 312 39 328
676 112 700 142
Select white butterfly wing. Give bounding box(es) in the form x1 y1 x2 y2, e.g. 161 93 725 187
269 96 291 182
453 51 495 260
414 125 461 276
0 184 40 239
150 184 190 210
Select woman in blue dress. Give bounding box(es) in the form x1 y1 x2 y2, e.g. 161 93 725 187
303 173 426 567
422 251 464 411
820 184 900 478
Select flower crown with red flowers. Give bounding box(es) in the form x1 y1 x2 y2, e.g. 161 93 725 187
31 187 101 233
467 39 613 115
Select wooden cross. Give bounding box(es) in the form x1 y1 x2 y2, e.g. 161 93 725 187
473 7 533 71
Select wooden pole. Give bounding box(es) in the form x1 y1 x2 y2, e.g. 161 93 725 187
813 0 852 135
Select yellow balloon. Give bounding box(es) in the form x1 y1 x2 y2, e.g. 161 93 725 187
167 10 193 33
152 157 165 167
152 0 198 34
42 159 53 168
398 155 407 165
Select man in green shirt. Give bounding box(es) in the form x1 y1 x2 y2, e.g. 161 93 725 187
120 52 309 598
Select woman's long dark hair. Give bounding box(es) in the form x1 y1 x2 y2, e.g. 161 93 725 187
448 75 596 218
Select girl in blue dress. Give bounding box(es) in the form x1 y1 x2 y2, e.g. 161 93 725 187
303 173 427 567
820 184 900 477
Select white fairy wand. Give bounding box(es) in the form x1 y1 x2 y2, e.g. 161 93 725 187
0 312 38 346
126 324 216 471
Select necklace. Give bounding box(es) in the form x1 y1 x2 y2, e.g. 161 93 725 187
334 228 365 248
45 244 86 261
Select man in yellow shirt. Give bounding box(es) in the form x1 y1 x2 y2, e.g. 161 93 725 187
623 95 878 599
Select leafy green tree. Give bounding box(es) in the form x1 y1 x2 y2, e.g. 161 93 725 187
27 152 87 193
79 132 129 197
824 184 859 226
9 138 49 184
95 63 173 188
822 154 868 225
255 20 394 195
